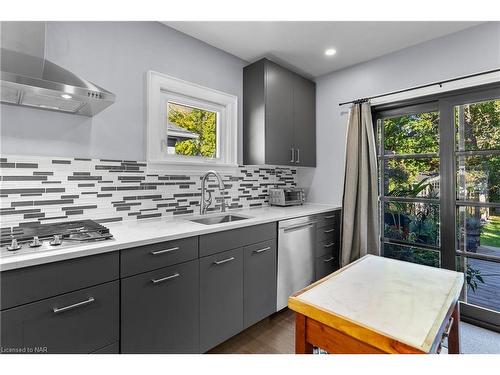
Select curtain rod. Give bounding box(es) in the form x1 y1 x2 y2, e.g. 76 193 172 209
338 68 500 106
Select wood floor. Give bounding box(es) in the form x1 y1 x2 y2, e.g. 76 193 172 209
208 308 295 354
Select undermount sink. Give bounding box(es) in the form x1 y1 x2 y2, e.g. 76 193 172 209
190 214 251 225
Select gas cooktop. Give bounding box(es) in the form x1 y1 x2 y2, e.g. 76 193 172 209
0 220 114 257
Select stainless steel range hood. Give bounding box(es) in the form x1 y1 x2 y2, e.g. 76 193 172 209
0 22 115 116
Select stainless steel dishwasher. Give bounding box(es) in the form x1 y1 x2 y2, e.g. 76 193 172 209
277 215 317 310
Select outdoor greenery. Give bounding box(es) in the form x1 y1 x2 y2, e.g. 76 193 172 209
482 215 500 248
382 100 499 295
168 103 217 158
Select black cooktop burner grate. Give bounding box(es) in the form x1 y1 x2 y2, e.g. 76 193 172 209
0 220 112 247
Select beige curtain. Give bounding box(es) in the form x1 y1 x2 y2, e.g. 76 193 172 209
341 101 379 266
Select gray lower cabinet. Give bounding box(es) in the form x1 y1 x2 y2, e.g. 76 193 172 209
243 239 277 329
121 259 200 353
315 253 336 281
0 280 119 354
199 248 244 352
314 210 342 281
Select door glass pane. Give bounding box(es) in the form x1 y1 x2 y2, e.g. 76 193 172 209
383 111 439 154
456 155 500 203
384 202 440 246
385 158 439 198
383 243 440 267
457 255 500 313
455 99 500 152
457 206 500 255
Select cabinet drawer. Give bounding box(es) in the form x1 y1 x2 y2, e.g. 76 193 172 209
121 237 198 277
1 252 118 310
315 254 336 281
243 239 277 329
317 226 335 243
316 210 340 229
121 259 200 353
199 222 276 257
0 280 119 354
199 248 243 352
316 238 336 258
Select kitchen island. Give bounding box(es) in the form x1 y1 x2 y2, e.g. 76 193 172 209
288 255 464 354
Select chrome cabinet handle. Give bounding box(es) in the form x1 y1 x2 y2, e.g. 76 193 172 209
323 229 334 233
295 149 300 163
325 215 335 219
324 242 334 248
152 272 180 284
323 256 334 263
151 246 179 255
53 297 95 314
253 246 271 254
213 256 235 265
290 148 295 163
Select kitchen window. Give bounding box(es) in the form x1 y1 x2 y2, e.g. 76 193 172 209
147 71 238 166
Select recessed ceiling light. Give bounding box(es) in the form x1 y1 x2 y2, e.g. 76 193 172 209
60 94 72 99
325 48 337 56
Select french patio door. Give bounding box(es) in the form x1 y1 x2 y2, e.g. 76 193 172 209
374 83 500 329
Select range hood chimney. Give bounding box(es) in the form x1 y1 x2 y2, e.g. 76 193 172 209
0 22 115 116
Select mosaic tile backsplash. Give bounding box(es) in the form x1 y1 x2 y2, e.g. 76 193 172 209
0 155 297 229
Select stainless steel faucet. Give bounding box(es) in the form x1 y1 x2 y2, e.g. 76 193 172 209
200 170 226 215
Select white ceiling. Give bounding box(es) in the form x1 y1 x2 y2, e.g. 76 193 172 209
163 21 483 78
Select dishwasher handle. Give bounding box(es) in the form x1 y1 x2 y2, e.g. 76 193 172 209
282 222 316 233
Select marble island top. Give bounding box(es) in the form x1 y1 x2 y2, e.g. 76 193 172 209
288 255 464 353
0 203 340 271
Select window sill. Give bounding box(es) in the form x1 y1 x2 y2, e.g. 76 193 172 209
147 159 240 173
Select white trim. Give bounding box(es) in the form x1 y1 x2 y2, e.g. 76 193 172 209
370 70 500 106
147 70 238 168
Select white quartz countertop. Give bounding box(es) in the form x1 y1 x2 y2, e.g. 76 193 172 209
289 255 464 353
0 203 341 271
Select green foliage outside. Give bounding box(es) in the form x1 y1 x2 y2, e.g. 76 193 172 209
168 103 217 158
384 111 439 194
482 215 500 248
382 100 499 294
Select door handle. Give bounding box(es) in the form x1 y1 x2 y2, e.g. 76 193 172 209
213 256 235 265
290 147 295 163
283 222 316 233
53 297 95 314
295 149 300 163
151 246 179 255
253 246 271 254
151 272 180 284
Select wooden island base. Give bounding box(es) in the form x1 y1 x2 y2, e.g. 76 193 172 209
289 256 464 355
295 302 460 354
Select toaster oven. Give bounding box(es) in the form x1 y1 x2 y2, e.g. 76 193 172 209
268 188 305 206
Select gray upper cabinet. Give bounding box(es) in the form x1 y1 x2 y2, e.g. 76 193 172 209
243 58 316 167
292 74 316 167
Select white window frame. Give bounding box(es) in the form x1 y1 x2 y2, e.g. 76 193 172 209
147 70 238 167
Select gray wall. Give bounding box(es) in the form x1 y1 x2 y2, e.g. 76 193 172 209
0 22 246 161
299 22 500 204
